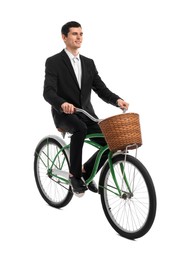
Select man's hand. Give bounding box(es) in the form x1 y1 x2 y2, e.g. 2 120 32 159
61 102 76 114
117 99 129 111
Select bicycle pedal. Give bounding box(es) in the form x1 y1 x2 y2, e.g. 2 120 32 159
74 192 85 198
70 184 87 197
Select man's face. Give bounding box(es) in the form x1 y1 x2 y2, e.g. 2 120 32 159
62 27 83 50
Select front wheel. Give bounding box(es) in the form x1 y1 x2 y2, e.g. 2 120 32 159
99 154 157 239
34 137 73 208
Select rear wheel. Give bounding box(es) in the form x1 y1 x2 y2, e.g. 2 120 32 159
99 154 157 239
34 138 73 208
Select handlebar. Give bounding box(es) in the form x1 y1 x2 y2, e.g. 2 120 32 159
75 108 101 123
75 107 127 123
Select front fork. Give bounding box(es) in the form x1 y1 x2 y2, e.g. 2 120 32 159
108 151 132 197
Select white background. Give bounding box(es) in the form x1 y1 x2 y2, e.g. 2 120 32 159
1 0 191 259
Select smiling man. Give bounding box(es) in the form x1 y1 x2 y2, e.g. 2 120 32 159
43 21 129 195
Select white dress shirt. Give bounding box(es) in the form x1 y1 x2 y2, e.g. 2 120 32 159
65 48 82 88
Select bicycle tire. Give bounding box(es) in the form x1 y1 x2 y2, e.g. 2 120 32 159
34 137 73 208
99 153 157 239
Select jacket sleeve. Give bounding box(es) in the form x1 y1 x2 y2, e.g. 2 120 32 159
91 61 121 106
43 57 66 113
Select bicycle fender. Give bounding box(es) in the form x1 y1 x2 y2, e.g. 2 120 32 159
34 135 70 157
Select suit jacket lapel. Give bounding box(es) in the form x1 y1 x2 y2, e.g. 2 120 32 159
61 50 80 88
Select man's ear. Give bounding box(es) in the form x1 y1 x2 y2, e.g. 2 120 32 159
62 34 67 42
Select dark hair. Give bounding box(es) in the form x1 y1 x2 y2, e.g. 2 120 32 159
61 21 81 36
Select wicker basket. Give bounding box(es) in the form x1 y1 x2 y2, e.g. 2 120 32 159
99 113 142 151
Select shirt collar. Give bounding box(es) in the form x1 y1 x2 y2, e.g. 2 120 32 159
65 48 80 60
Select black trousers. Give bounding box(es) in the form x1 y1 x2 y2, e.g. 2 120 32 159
55 112 108 179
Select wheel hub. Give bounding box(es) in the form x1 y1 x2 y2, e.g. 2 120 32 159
47 169 53 178
121 192 133 200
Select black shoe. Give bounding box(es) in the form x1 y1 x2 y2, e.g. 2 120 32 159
82 172 98 193
70 177 87 194
88 181 98 193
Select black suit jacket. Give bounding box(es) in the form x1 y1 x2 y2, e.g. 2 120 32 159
43 49 120 126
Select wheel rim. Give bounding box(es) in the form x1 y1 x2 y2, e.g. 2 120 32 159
103 159 150 234
36 142 70 205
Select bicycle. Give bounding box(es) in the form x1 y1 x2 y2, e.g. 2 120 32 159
34 108 157 239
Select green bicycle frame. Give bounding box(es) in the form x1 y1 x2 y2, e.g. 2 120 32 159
38 133 132 197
